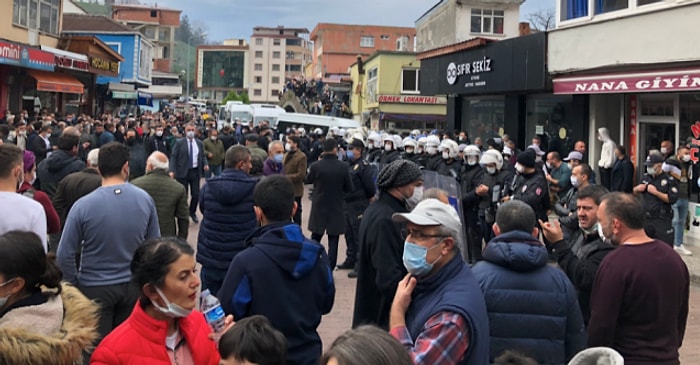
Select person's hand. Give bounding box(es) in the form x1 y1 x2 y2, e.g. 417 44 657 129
501 195 511 203
208 315 235 342
207 152 213 159
475 184 489 196
169 172 175 178
633 183 647 193
204 165 210 172
539 219 564 244
646 183 658 194
391 274 417 316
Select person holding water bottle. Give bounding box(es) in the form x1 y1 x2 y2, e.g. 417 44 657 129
91 237 229 365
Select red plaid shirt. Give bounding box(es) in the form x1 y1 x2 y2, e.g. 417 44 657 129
390 311 470 365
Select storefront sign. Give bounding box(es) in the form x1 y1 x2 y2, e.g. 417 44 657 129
553 69 700 94
55 55 89 72
90 56 119 74
378 95 447 104
689 120 700 163
419 33 546 96
0 41 54 71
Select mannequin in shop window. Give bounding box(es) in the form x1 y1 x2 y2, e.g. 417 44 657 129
597 128 617 188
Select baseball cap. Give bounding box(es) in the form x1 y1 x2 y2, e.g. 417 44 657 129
563 151 583 162
527 144 545 156
645 153 664 166
392 199 462 234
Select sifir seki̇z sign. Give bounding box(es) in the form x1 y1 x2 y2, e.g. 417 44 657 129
446 57 493 88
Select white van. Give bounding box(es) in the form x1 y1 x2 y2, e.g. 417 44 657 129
276 113 360 135
251 104 285 127
188 101 207 114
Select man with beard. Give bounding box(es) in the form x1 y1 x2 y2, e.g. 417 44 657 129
589 192 688 364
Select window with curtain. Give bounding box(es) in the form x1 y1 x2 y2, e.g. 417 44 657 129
561 0 589 20
13 0 59 35
471 9 505 34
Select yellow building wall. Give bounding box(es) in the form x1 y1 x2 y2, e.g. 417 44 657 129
0 11 60 48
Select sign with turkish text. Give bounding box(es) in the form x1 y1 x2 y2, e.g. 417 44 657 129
378 95 447 104
554 69 700 94
0 41 54 71
55 55 89 72
629 95 637 167
90 56 119 74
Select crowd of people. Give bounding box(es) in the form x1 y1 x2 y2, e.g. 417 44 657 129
0 108 693 365
281 77 353 118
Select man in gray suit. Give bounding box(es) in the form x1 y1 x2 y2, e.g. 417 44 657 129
169 122 209 223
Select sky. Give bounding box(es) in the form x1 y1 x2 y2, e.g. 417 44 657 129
149 0 554 42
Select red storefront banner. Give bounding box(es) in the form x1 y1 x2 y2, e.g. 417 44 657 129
553 69 700 94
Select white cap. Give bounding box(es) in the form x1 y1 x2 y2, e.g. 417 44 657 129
568 347 623 365
392 198 462 234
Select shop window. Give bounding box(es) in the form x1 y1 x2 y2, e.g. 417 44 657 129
255 38 263 46
401 69 420 94
471 9 505 34
254 63 263 71
526 95 576 157
367 67 378 103
272 64 281 71
360 36 375 48
461 96 505 145
680 94 700 143
640 95 675 117
273 51 281 59
272 77 280 84
253 89 262 96
255 51 263 58
13 0 59 35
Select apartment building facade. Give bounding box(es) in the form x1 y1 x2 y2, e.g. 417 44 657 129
248 26 311 103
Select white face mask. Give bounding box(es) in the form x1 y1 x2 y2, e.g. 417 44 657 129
466 156 478 166
384 144 393 152
151 287 192 318
210 136 217 141
416 146 424 154
0 279 16 308
29 171 36 186
597 222 607 242
285 143 292 152
682 154 691 162
405 148 414 154
156 130 163 137
515 163 525 174
546 162 553 169
442 151 450 160
660 147 668 155
426 146 438 155
374 141 382 149
646 166 657 176
486 166 496 175
406 186 423 208
570 176 581 188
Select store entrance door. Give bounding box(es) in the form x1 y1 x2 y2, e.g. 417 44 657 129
638 122 676 179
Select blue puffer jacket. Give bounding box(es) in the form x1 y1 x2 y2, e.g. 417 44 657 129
472 231 586 365
197 169 257 271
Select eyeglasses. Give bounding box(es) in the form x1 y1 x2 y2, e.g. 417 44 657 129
401 228 446 241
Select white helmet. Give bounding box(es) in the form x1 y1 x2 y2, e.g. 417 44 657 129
410 129 421 138
297 127 306 136
439 139 459 159
392 135 403 149
426 135 440 147
417 136 428 147
403 137 417 149
382 134 395 150
463 145 481 166
314 128 324 136
339 128 346 137
479 149 504 170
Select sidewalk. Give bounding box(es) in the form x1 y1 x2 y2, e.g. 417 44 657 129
680 235 700 285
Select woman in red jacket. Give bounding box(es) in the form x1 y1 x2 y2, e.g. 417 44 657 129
91 237 220 365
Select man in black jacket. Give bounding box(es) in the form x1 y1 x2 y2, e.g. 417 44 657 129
352 160 423 329
145 124 169 157
540 184 614 324
610 145 634 193
306 139 354 269
37 127 85 199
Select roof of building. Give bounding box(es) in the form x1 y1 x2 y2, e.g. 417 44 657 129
253 26 310 33
62 13 134 33
310 23 416 40
364 50 417 64
417 37 494 60
111 3 181 12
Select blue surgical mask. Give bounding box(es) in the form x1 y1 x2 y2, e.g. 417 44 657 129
346 150 355 160
151 287 192 318
273 153 284 163
0 279 16 308
403 241 442 277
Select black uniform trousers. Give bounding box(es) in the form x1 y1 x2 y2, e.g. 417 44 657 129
343 200 368 266
645 216 674 247
177 168 201 216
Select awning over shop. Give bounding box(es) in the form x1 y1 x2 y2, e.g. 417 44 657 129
111 91 138 99
27 70 84 94
380 113 447 122
553 68 700 95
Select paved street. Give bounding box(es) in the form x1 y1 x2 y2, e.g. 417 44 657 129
186 184 700 359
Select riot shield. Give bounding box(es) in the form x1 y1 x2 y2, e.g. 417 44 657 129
421 170 469 262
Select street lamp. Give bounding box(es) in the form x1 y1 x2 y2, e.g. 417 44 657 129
186 32 207 98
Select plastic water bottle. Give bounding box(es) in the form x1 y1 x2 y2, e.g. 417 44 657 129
200 289 226 334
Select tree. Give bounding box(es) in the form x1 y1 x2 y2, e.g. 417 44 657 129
528 9 556 32
223 91 250 104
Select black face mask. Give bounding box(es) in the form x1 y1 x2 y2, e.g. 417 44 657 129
126 138 135 145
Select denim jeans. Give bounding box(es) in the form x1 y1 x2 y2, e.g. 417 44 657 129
205 164 222 179
672 198 689 247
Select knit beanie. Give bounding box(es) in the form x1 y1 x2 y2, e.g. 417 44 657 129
376 160 422 191
516 150 536 168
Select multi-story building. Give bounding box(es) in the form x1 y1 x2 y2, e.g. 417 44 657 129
309 24 416 80
416 0 523 52
195 44 249 102
350 51 446 131
111 3 181 73
248 26 311 103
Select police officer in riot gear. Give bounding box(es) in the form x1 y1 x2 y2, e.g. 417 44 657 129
423 135 442 171
474 150 509 251
436 139 463 181
460 144 485 263
401 137 422 165
366 132 383 164
503 150 550 224
341 138 377 278
634 152 678 246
